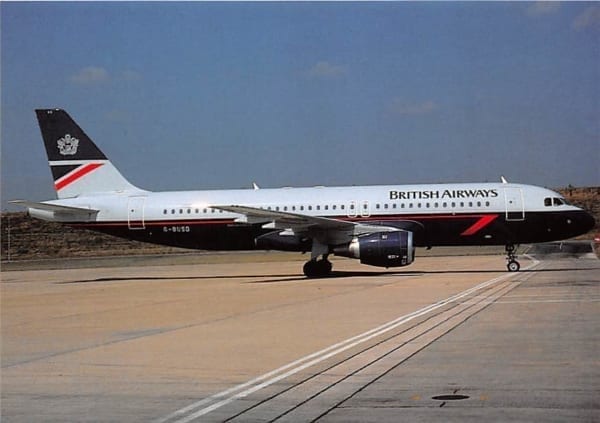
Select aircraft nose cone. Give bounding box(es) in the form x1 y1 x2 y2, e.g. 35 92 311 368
582 211 596 233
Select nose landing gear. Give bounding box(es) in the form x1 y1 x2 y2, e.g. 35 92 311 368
505 244 520 272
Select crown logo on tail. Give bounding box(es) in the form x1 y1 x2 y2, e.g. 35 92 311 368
57 134 79 156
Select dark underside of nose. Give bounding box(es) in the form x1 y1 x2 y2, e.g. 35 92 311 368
577 210 596 235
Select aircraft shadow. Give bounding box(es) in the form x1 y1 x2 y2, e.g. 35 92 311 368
57 274 296 284
245 266 599 283
58 266 597 285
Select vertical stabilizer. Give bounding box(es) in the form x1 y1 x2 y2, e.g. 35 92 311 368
35 109 142 199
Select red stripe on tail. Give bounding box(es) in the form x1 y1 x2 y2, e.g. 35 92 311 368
55 163 104 191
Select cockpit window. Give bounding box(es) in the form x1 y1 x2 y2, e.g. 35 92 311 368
545 197 570 207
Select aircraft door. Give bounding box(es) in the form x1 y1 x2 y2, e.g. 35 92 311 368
128 196 146 229
504 187 524 221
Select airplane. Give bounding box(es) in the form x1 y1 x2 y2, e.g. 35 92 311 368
11 109 596 277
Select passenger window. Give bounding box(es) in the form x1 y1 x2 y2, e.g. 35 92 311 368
341 205 345 210
163 209 168 214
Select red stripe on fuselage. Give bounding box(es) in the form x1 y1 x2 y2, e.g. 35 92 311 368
68 213 500 229
55 163 104 191
460 214 499 236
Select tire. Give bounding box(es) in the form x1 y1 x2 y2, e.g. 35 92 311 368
507 260 520 272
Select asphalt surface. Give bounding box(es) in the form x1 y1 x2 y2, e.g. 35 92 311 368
1 252 598 422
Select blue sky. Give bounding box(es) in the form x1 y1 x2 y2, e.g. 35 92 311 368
2 2 599 210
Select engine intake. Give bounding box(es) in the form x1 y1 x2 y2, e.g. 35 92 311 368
334 231 414 268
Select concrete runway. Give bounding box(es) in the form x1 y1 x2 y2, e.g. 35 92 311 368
1 253 598 422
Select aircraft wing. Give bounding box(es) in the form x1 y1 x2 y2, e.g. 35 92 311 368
213 204 402 248
213 204 354 230
9 200 98 215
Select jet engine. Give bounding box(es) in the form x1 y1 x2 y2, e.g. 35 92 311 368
334 231 414 268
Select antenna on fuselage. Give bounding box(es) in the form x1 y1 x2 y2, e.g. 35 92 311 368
501 176 508 184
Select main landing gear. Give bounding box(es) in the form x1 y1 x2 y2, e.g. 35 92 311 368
505 244 520 272
303 255 333 278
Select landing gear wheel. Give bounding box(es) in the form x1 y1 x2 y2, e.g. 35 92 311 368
303 259 332 278
505 244 520 272
507 260 520 272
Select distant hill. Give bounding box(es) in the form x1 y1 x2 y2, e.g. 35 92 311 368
1 186 598 262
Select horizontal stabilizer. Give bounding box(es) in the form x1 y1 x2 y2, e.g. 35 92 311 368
9 200 98 214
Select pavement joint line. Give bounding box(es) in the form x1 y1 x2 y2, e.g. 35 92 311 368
308 271 546 421
156 256 540 423
259 276 523 422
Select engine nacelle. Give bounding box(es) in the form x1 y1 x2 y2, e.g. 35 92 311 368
334 231 414 268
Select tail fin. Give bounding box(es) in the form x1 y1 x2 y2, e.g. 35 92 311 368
35 109 142 199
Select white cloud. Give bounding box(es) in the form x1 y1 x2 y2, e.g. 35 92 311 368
389 99 438 116
526 1 560 17
70 66 109 84
573 6 600 30
307 61 346 78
